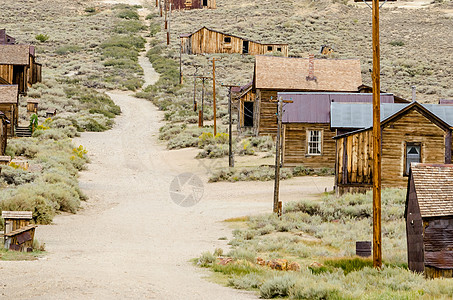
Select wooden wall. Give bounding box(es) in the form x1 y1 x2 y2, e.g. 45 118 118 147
406 177 425 273
336 108 449 191
170 0 215 9
182 28 288 56
257 90 278 136
283 123 336 168
0 64 28 94
0 118 7 155
0 104 16 136
238 89 255 128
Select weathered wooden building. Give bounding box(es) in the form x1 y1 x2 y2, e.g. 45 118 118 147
0 29 15 45
0 85 19 135
0 44 31 95
279 92 395 168
180 27 288 56
168 0 216 9
334 102 453 194
28 46 42 86
0 111 9 155
243 55 362 136
405 163 453 278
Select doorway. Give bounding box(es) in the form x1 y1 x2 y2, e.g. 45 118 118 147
242 41 249 54
243 102 254 127
203 0 208 6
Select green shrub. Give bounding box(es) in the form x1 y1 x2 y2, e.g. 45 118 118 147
228 248 256 262
116 9 139 20
55 45 81 55
228 273 264 290
197 251 216 267
35 34 49 42
113 20 145 33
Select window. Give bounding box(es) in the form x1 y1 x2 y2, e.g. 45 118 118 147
224 37 231 43
307 130 322 155
405 143 421 175
277 47 282 52
267 46 273 51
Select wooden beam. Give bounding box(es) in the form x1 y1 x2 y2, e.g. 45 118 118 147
372 0 382 269
445 130 452 164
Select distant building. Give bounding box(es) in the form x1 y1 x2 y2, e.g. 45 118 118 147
168 0 216 10
180 27 288 56
0 85 19 135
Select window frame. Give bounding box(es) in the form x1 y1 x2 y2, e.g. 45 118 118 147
306 129 323 156
267 46 273 52
223 36 232 44
404 142 422 176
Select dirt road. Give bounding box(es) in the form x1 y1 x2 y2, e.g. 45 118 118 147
0 2 334 299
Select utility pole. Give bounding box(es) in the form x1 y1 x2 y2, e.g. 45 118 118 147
156 0 158 7
193 68 198 112
212 57 220 136
372 0 382 269
197 76 210 127
223 85 238 168
159 0 162 17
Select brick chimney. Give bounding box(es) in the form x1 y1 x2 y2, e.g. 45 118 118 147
306 54 317 81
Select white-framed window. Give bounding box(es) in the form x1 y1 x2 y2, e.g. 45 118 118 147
405 142 421 175
307 130 322 155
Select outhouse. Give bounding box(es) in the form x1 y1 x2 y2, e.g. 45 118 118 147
2 211 37 252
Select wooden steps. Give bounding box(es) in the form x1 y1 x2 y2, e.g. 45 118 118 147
15 126 32 137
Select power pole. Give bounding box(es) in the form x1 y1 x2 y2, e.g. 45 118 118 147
159 0 162 17
197 76 211 127
212 57 220 136
372 0 382 269
156 0 158 7
193 68 198 112
223 85 237 168
273 97 283 215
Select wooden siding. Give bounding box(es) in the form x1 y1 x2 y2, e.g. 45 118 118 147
336 109 449 191
406 176 425 273
0 64 28 94
181 28 288 56
0 118 7 155
169 0 215 9
0 104 16 136
238 89 255 128
257 90 278 136
423 218 453 271
283 123 336 168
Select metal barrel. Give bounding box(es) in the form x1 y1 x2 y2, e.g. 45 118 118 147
356 241 372 257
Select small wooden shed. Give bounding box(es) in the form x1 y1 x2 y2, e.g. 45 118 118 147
406 164 453 278
180 27 288 56
27 99 39 114
0 84 19 135
2 211 37 252
248 55 362 136
334 102 453 194
46 108 57 118
168 0 216 9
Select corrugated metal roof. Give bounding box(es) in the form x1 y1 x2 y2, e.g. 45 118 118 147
330 103 408 128
331 102 453 128
280 93 394 123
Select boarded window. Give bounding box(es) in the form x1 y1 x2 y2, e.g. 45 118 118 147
405 143 421 175
307 130 322 155
224 37 231 43
267 46 273 51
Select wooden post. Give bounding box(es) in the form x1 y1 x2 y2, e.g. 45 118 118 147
212 58 218 136
222 85 236 168
159 0 162 17
273 97 283 214
180 40 183 84
372 0 382 269
167 3 171 45
164 0 168 30
193 71 197 112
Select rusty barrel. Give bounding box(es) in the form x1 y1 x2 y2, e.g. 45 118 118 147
356 241 371 257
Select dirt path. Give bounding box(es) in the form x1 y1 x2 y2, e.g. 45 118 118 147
0 2 334 299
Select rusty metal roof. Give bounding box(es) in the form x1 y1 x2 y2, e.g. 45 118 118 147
280 92 394 123
254 56 362 91
411 164 453 218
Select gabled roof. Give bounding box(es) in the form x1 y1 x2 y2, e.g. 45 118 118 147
254 56 362 91
333 102 453 139
0 44 30 65
410 164 453 218
180 27 288 46
280 92 394 124
0 85 18 103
